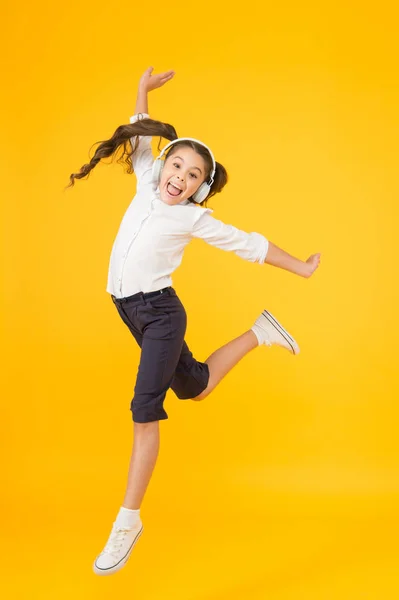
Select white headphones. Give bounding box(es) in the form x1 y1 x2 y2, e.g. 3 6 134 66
152 137 216 204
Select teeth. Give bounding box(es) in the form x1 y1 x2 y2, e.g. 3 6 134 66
169 182 182 191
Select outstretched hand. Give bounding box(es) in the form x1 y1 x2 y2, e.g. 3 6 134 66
304 253 321 278
139 66 175 93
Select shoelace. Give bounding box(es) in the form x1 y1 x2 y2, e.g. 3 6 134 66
103 526 135 558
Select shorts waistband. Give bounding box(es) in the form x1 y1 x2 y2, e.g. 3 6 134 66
111 286 173 304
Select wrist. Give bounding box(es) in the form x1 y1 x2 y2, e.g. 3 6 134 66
298 261 310 278
138 82 149 95
135 86 149 115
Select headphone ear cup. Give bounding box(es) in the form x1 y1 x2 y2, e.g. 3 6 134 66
192 182 210 204
152 158 163 184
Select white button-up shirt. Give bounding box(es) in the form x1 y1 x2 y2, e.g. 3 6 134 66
106 113 269 298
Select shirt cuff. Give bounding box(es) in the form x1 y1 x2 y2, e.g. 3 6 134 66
258 236 269 264
129 113 150 123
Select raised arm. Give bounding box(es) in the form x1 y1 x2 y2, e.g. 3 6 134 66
135 81 148 114
129 67 175 186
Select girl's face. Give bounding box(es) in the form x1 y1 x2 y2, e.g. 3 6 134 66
159 146 207 205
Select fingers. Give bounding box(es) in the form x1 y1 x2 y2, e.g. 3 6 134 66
147 68 175 80
160 72 175 84
142 67 175 89
160 70 175 77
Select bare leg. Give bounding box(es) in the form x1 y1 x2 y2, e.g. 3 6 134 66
122 421 160 510
193 329 258 401
121 331 259 508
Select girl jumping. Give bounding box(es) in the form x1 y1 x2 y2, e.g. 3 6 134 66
66 66 321 576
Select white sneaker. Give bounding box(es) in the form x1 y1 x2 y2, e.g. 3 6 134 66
93 519 144 576
251 310 300 355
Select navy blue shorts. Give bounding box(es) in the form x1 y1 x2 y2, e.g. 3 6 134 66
111 287 210 423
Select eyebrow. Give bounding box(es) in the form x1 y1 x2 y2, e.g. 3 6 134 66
172 155 203 174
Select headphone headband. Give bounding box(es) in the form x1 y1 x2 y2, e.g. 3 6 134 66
159 137 216 185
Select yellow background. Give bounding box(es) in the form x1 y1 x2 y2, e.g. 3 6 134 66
2 0 399 597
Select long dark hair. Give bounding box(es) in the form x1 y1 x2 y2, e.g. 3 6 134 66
64 117 228 207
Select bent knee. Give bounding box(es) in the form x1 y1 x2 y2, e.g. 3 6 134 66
192 390 207 401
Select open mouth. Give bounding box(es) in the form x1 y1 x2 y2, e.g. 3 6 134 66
167 182 183 197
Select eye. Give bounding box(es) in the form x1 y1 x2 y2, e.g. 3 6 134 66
172 162 197 179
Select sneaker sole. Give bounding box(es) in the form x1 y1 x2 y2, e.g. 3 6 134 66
262 310 300 355
93 524 144 576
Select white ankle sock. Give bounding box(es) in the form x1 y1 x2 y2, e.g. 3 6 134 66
251 324 264 346
115 506 141 528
